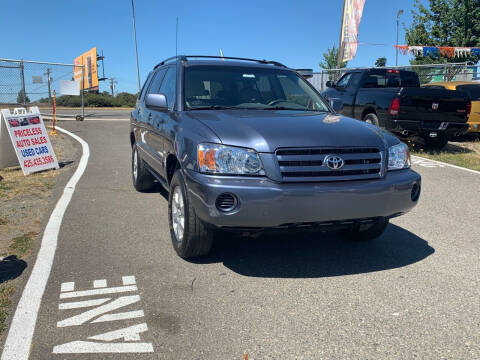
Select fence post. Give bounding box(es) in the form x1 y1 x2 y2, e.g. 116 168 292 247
81 65 85 120
19 60 26 105
320 71 324 92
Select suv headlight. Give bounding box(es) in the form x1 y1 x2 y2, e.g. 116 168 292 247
197 143 265 176
388 142 411 170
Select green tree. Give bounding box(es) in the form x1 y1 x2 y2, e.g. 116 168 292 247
17 90 30 104
320 45 348 81
405 0 480 81
375 57 387 67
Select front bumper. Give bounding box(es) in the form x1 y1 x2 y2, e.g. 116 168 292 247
389 119 469 137
185 169 421 229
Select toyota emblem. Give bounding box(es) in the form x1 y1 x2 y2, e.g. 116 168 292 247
432 102 439 110
324 155 345 170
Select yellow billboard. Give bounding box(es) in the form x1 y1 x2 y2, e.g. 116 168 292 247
73 47 99 91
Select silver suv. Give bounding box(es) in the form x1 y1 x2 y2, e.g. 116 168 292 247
130 56 421 258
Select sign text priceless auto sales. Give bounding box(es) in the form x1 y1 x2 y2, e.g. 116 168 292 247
1 107 59 175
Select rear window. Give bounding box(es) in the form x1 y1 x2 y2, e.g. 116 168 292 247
456 84 480 100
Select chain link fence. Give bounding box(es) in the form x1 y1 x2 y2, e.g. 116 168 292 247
0 59 84 112
309 63 480 92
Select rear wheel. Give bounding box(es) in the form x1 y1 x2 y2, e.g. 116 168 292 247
168 170 213 258
424 133 448 150
363 113 380 127
132 144 155 191
340 218 389 242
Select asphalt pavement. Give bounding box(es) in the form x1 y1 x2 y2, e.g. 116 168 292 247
40 108 131 120
3 120 480 359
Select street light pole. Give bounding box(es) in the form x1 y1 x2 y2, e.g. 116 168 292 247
396 9 404 66
131 0 141 92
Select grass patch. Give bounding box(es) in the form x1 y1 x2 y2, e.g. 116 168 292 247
8 232 37 258
410 139 480 171
0 286 14 333
0 217 8 225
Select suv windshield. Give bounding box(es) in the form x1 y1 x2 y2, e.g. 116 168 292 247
184 65 329 112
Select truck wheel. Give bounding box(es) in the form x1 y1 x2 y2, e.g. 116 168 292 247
424 133 448 150
168 170 213 258
132 144 155 191
363 113 379 127
340 218 389 241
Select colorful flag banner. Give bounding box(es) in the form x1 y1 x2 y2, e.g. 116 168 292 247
395 45 480 58
340 0 366 62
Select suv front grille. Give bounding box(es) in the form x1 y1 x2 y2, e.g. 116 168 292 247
276 147 384 182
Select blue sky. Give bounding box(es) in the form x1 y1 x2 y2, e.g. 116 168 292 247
0 0 422 94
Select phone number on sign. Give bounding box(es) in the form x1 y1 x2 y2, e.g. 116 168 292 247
24 155 55 168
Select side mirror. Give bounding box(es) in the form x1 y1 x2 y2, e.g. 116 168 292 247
330 98 343 112
325 80 335 88
145 93 167 110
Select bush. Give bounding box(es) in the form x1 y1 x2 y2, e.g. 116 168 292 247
46 91 138 107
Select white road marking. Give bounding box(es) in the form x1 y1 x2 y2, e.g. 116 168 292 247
122 275 136 285
57 295 141 327
89 323 149 341
411 157 445 168
59 298 110 310
412 155 480 175
93 279 107 288
1 126 90 360
60 285 138 299
61 282 75 292
52 341 154 353
53 324 153 354
92 310 145 323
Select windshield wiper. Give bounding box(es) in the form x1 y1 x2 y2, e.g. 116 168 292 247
188 105 240 110
263 106 323 112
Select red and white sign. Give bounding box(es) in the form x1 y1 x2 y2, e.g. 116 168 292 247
1 107 59 175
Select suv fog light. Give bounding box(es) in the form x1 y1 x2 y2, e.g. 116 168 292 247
215 193 238 212
411 182 421 202
429 132 438 138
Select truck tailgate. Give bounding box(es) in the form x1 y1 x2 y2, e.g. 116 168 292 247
398 87 469 123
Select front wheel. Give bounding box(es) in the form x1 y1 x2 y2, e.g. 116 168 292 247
168 170 213 258
340 218 389 242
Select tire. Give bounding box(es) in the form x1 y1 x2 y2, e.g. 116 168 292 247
363 113 380 127
168 170 213 258
132 144 155 191
340 218 389 242
424 133 448 150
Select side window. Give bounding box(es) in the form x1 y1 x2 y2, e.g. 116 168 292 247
146 69 167 96
159 67 176 110
139 72 154 101
362 74 387 88
336 73 353 88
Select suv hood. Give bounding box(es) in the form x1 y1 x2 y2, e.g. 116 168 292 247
186 110 388 153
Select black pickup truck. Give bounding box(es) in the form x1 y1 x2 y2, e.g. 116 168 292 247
322 68 471 149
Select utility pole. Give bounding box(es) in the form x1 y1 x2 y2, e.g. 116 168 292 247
396 9 404 66
109 78 117 96
131 0 141 92
45 68 52 105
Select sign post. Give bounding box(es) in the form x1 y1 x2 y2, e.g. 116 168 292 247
1 106 59 175
50 90 57 135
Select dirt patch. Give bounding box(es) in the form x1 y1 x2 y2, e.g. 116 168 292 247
0 130 79 333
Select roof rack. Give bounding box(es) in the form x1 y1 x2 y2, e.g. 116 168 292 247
154 55 287 69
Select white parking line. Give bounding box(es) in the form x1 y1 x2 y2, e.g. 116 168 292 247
412 155 480 175
1 126 90 360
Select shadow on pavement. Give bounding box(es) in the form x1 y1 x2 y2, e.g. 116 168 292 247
0 255 27 284
192 224 434 278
